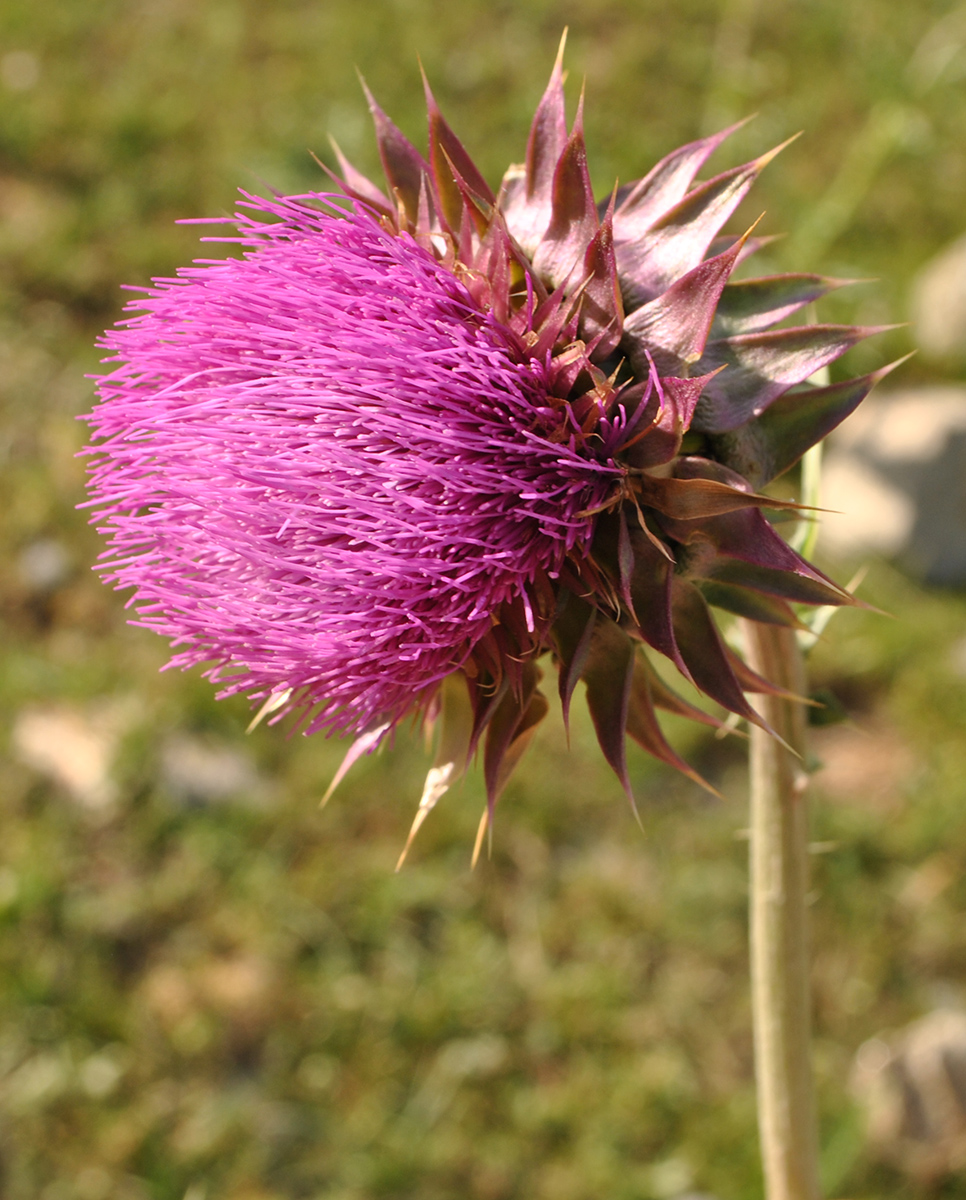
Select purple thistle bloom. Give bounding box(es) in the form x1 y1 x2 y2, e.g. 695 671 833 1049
85 39 901 838
86 196 620 736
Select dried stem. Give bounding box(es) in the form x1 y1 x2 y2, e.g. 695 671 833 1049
742 621 820 1200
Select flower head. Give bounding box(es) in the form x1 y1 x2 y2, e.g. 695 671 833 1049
85 37 898 839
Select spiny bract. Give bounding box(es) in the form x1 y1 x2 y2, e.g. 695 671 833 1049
85 38 897 852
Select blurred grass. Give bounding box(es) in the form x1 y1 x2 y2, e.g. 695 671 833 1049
4 1 966 1197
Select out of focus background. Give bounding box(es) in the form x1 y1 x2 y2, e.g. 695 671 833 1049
5 2 966 1198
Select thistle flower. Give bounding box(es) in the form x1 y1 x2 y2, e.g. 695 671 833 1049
85 38 897 841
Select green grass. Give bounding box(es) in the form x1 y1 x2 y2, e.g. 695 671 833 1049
3 2 966 1197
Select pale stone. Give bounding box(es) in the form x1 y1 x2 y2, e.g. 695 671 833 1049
12 705 123 810
0 51 39 92
912 235 966 361
852 1009 966 1181
811 720 917 812
16 538 70 591
817 386 966 583
819 454 915 558
159 734 265 806
831 386 966 460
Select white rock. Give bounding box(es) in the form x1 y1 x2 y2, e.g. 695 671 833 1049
0 52 39 93
817 386 966 582
819 454 915 559
830 386 966 460
852 1009 966 1181
16 538 70 591
12 705 122 811
912 235 966 361
160 734 265 806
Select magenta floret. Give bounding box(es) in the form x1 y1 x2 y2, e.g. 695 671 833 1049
85 196 619 735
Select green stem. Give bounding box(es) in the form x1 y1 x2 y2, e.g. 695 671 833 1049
742 621 820 1200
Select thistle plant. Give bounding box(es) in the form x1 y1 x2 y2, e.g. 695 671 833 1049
85 39 898 1199
86 42 890 817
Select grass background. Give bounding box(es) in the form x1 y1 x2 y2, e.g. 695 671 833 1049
3 1 966 1197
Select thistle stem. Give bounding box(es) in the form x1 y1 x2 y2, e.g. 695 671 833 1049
742 621 820 1200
